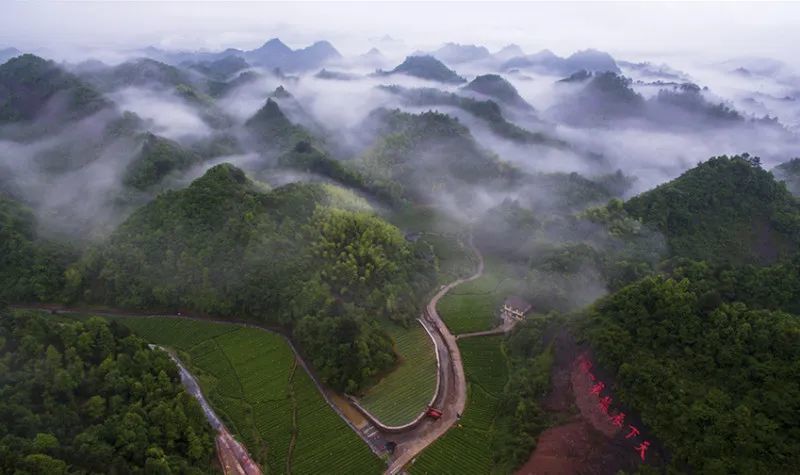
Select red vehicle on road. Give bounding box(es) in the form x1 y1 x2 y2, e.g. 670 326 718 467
426 406 443 419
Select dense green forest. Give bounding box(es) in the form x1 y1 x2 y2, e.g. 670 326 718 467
123 133 202 190
0 54 109 125
66 164 437 392
358 108 515 203
378 85 564 146
624 154 800 264
0 310 216 474
492 316 554 471
0 196 75 303
245 98 313 152
582 273 800 474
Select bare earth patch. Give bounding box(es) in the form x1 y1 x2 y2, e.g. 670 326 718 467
517 331 663 475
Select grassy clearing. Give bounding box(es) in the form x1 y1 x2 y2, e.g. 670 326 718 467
386 206 465 235
112 316 384 475
409 336 508 474
438 259 527 334
422 234 476 284
358 321 437 426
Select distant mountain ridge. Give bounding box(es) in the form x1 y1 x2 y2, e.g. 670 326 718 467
140 38 342 72
503 48 620 75
430 43 491 64
0 47 21 64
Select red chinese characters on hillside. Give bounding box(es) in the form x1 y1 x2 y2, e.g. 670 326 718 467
610 412 625 427
576 354 652 463
635 441 651 461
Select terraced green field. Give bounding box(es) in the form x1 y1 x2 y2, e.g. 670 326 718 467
115 317 384 475
408 336 509 474
438 259 526 334
358 321 438 426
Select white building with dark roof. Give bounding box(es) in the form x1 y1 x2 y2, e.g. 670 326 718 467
501 295 533 321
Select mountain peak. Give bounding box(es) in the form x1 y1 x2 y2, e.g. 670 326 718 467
494 44 524 60
259 38 292 52
463 74 533 110
271 85 293 99
432 43 491 64
388 55 466 84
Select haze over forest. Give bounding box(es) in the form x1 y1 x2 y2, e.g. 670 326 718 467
1 3 799 475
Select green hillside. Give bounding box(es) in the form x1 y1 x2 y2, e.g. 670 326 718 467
358 108 514 202
584 273 800 473
68 163 437 392
123 132 202 190
0 54 109 124
624 154 800 264
0 195 75 303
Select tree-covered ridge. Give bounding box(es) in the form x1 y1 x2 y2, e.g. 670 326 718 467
358 108 515 202
187 55 250 81
774 157 800 196
383 55 466 84
277 141 398 205
462 74 534 111
670 257 800 316
378 85 564 147
0 54 109 124
0 310 217 474
245 98 313 152
68 164 436 392
0 195 75 303
624 154 800 265
84 57 192 92
583 274 800 474
123 132 202 190
552 72 747 129
653 83 742 124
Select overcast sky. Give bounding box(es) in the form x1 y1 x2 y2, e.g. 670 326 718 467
2 1 799 65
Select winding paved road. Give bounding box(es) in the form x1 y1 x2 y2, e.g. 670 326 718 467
12 235 486 475
382 234 485 474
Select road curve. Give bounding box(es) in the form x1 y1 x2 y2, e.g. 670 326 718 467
12 235 486 475
384 234 485 474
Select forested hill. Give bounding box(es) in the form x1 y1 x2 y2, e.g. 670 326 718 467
384 55 466 84
0 54 109 125
624 154 800 264
583 271 800 473
67 163 437 392
358 108 515 203
245 97 313 152
0 195 75 303
0 310 217 473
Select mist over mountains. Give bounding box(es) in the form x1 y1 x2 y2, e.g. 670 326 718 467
3 3 800 472
1 34 798 242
